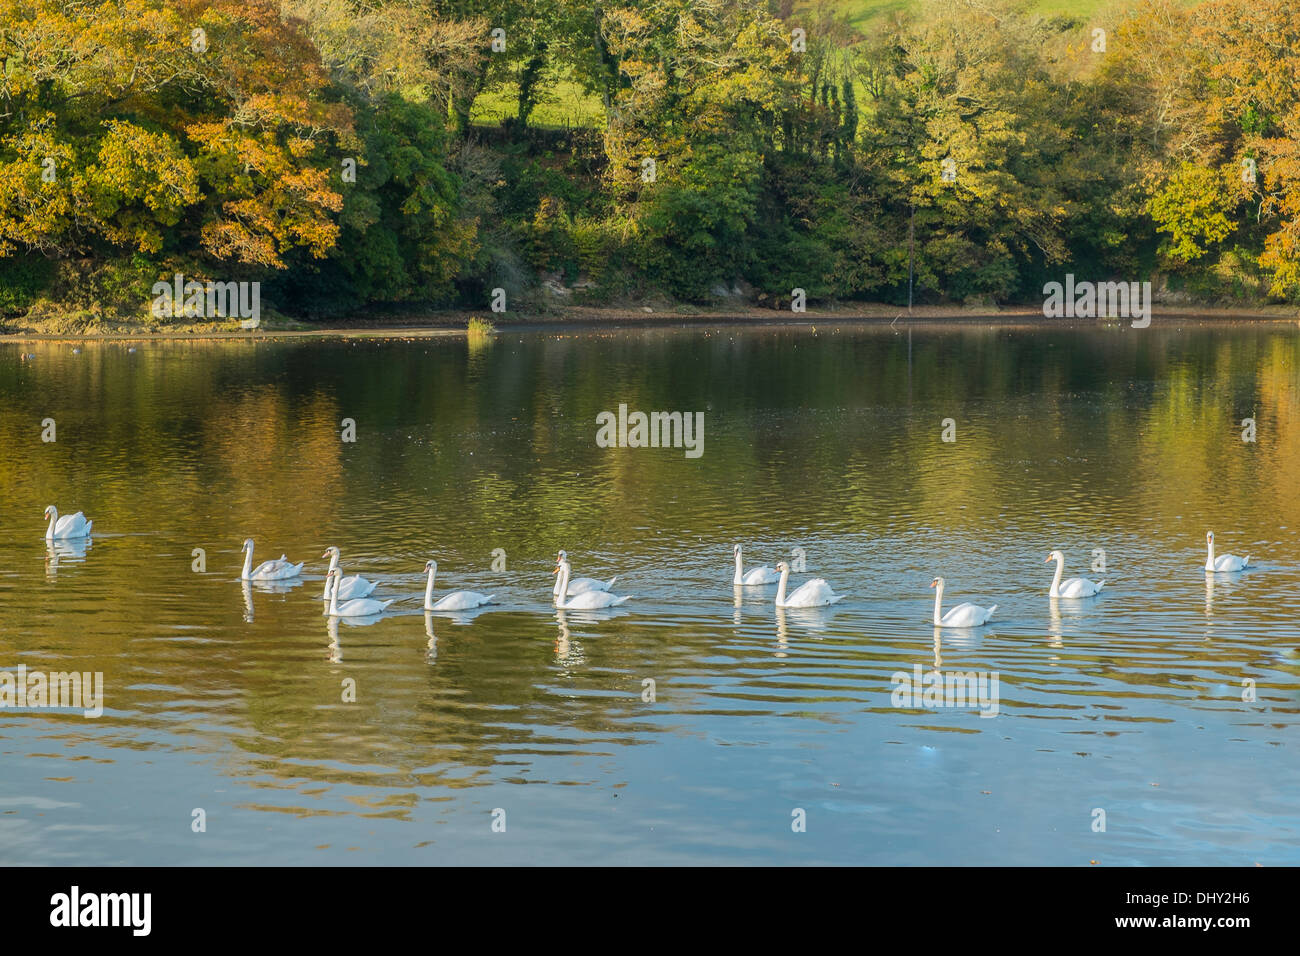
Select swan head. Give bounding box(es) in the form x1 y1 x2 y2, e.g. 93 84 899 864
241 538 253 552
1206 531 1214 544
425 559 437 573
43 505 54 519
732 544 741 555
1046 550 1063 563
930 577 944 589
323 546 340 560
775 560 790 573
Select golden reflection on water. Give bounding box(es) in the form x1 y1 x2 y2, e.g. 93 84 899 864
2 327 1300 864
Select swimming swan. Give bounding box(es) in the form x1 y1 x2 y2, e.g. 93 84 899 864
1046 550 1105 597
240 538 303 581
552 550 617 597
774 560 846 608
44 506 92 540
326 568 392 617
321 546 376 600
931 577 996 627
554 558 631 609
733 544 779 585
1205 531 1250 572
425 560 495 611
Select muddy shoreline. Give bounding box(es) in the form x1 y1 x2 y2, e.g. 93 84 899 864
2 303 1298 341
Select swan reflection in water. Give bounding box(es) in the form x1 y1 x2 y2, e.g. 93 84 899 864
327 616 342 663
425 606 491 626
325 604 396 661
1204 564 1253 622
732 580 773 626
1047 598 1065 648
772 604 839 658
45 536 92 580
242 575 304 623
930 623 980 652
1204 567 1251 620
425 611 437 662
929 626 981 675
551 604 632 628
249 577 303 595
553 610 586 667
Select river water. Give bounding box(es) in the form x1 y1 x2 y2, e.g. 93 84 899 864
1 322 1298 864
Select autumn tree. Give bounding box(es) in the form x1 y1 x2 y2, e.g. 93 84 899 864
0 0 352 313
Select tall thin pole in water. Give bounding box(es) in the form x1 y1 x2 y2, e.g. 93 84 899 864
908 323 913 402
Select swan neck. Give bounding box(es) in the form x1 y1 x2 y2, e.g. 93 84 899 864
555 564 569 606
734 549 743 585
933 582 944 625
241 544 253 579
424 567 436 610
324 553 339 599
328 573 339 614
1206 539 1215 568
1051 555 1064 595
776 566 789 605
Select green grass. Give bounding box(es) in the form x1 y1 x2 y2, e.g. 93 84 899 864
818 0 1190 28
471 75 605 130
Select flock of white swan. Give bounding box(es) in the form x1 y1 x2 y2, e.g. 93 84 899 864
45 505 1255 627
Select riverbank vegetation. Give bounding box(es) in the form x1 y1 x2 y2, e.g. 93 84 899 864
1 0 1297 327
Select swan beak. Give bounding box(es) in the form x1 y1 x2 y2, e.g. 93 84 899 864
1044 555 1052 563
929 581 936 588
552 567 559 575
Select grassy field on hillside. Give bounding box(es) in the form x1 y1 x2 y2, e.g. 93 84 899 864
471 0 1188 130
818 0 1183 27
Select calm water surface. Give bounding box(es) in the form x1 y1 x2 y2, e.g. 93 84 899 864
2 323 1299 865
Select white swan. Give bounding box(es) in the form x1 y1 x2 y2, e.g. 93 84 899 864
1205 531 1250 572
1046 550 1105 597
44 505 92 540
554 558 631 609
552 550 617 597
931 577 996 627
733 544 779 585
321 546 376 600
326 569 392 617
774 560 846 608
240 538 303 581
425 560 495 611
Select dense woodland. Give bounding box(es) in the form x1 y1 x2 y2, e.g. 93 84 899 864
1 0 1298 323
